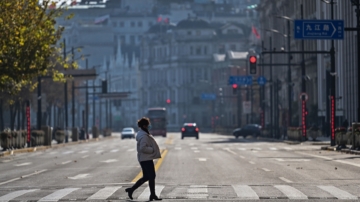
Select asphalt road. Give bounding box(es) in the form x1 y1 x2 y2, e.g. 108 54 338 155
0 132 360 202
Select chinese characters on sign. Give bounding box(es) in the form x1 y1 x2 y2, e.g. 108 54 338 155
228 76 253 85
294 20 344 40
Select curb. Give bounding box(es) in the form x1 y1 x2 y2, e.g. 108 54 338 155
0 136 116 158
321 146 360 155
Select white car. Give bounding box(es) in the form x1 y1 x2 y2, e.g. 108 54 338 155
121 127 135 139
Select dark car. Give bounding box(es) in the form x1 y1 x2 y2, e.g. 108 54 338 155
233 124 262 139
181 123 199 139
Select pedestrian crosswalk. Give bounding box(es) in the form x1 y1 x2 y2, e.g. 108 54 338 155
0 184 358 201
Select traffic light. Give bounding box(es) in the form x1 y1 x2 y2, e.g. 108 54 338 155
101 80 107 94
249 56 257 75
232 84 238 94
166 99 171 104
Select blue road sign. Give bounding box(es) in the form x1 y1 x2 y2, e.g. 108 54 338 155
228 76 253 85
201 93 216 100
257 76 267 86
294 20 344 40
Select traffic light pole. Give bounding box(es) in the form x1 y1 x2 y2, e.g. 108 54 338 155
287 19 292 127
269 37 274 138
300 4 307 140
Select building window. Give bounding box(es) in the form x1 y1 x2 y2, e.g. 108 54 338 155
204 46 208 54
187 31 192 35
138 21 143 27
219 44 225 54
120 35 126 44
130 35 135 44
196 30 201 35
148 22 153 27
112 21 117 27
131 22 135 27
230 44 236 51
119 21 124 27
196 46 201 55
138 35 143 41
190 46 193 54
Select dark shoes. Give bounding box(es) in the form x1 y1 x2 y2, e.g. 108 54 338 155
125 188 133 200
149 195 162 201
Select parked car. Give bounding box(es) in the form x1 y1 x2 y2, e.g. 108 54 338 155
121 127 136 139
181 123 199 139
233 124 262 139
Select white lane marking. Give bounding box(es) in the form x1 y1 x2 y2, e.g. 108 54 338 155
283 147 293 151
68 174 90 180
62 151 74 154
87 186 122 200
275 185 308 199
0 189 38 202
194 150 200 153
269 147 278 151
238 148 247 151
191 147 198 150
14 162 32 167
297 152 360 168
49 151 58 155
223 148 237 155
79 150 88 154
262 168 271 172
137 185 164 199
252 151 258 153
61 161 71 165
126 149 135 152
249 161 255 165
253 148 262 150
231 185 259 199
239 155 245 159
110 149 119 153
279 177 293 183
187 185 208 199
82 155 89 159
101 159 118 163
275 158 310 162
318 186 358 200
189 143 195 146
0 169 47 186
206 147 213 150
198 158 207 161
38 188 80 201
175 147 182 150
95 150 104 154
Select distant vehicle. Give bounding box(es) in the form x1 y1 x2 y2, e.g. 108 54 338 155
121 127 135 139
147 107 167 137
233 124 261 139
181 123 199 139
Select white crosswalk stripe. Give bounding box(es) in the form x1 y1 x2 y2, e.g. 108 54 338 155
87 186 121 200
187 185 208 199
275 185 307 199
137 185 164 200
0 184 359 200
232 185 259 199
38 188 80 201
318 185 358 200
0 189 38 202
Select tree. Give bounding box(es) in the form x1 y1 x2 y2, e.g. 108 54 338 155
0 0 73 94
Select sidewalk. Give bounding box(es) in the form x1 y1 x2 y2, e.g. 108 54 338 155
0 133 118 158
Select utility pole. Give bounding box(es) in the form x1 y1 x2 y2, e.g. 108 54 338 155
269 36 273 138
71 47 75 129
63 39 68 135
301 4 307 139
37 76 41 130
261 41 265 128
85 59 89 138
93 81 96 126
287 20 292 127
329 0 336 146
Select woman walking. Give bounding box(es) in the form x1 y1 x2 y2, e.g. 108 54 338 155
125 117 162 201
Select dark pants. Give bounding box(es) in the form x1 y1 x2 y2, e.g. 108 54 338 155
131 160 157 195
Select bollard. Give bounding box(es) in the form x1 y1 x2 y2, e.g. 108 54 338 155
92 126 99 139
72 128 79 142
42 126 52 146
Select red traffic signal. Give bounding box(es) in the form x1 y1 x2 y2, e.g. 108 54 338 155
232 84 238 89
166 99 171 104
249 56 257 63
